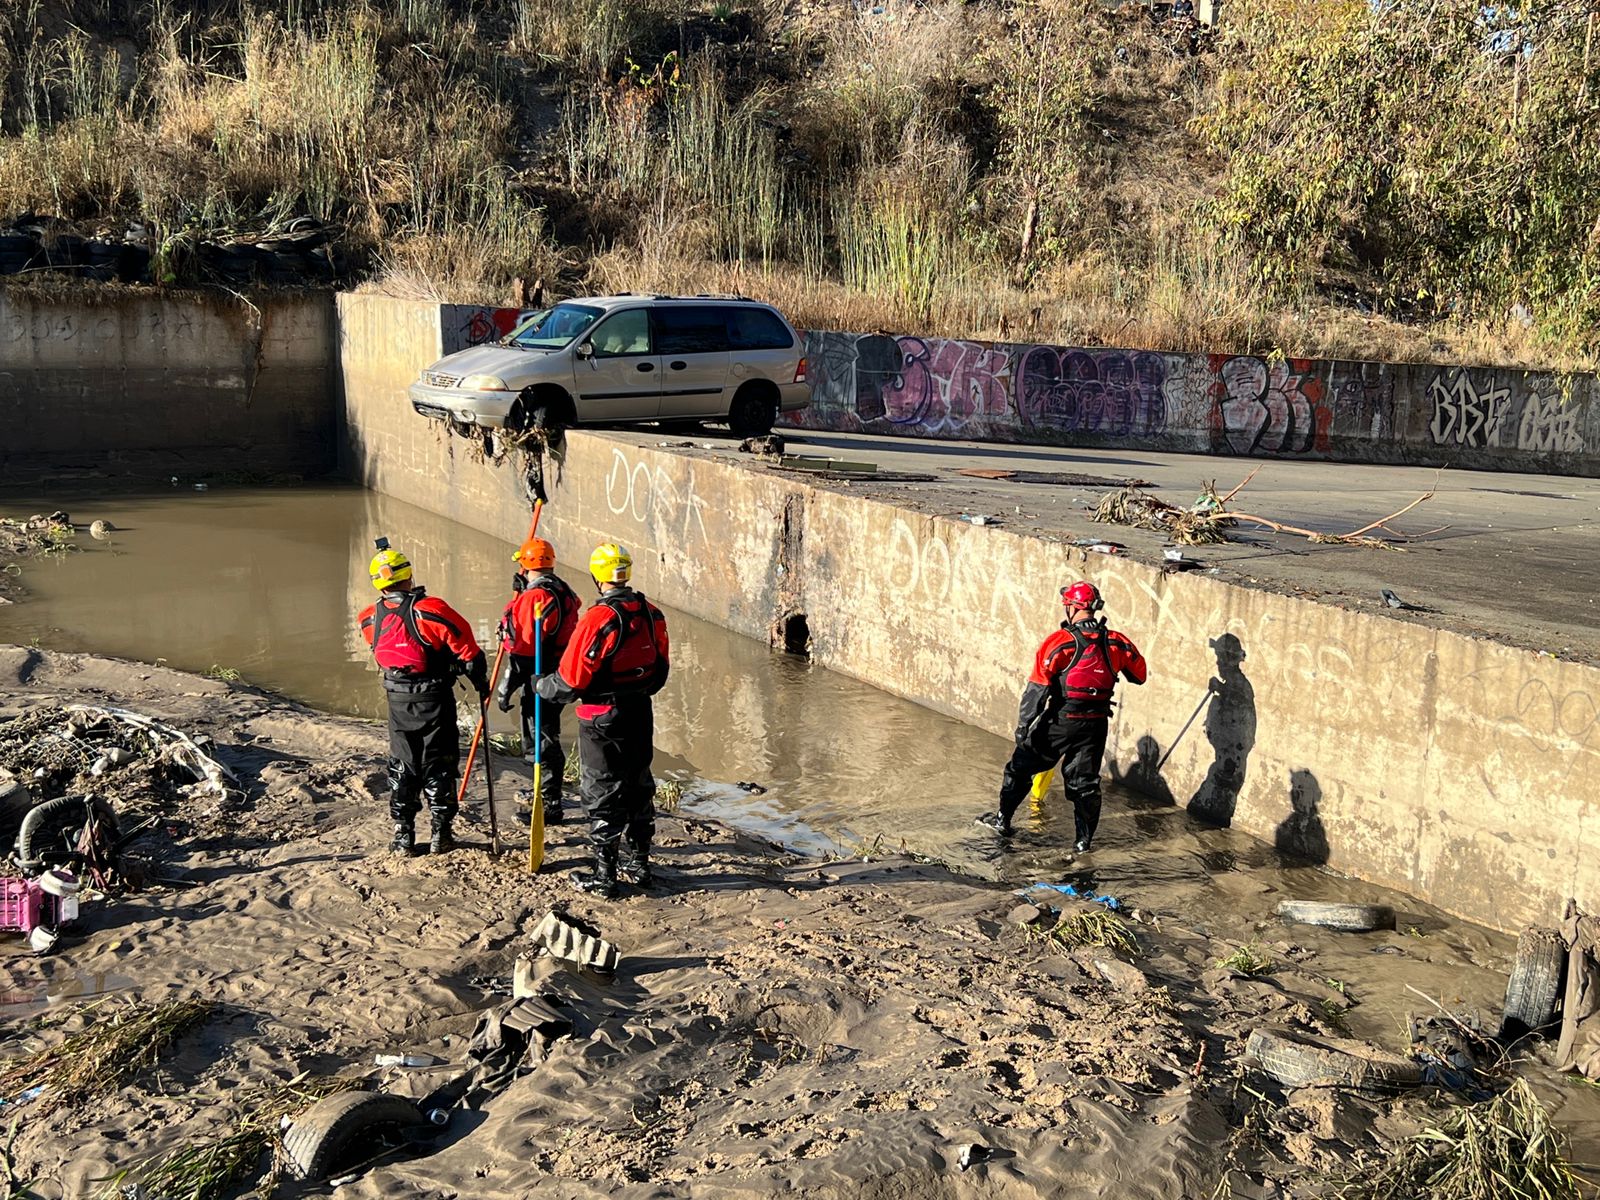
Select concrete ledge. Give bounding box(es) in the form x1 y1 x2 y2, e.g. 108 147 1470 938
337 292 1600 931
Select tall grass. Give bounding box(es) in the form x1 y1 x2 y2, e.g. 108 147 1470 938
0 0 1592 367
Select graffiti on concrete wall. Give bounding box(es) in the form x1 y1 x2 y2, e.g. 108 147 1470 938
1428 370 1512 449
805 333 1011 435
1212 356 1328 456
1016 348 1168 436
441 305 535 355
1517 392 1585 454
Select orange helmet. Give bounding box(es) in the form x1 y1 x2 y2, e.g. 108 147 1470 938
513 537 556 571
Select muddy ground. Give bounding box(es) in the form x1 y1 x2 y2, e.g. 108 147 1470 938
0 647 1587 1198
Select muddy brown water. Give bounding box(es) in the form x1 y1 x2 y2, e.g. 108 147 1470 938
3 483 1599 1155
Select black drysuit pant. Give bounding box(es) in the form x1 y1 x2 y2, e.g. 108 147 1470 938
998 717 1110 843
508 653 564 808
385 683 459 823
577 698 655 853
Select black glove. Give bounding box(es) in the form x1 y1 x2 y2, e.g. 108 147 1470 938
464 655 491 703
511 572 527 594
495 660 520 713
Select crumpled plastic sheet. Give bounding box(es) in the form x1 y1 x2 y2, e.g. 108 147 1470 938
1019 882 1124 912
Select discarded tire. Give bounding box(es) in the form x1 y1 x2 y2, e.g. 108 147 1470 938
282 1090 427 1181
1275 900 1395 933
1499 927 1565 1040
1247 1028 1422 1092
16 795 120 869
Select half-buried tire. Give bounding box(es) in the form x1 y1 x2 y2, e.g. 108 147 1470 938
1499 927 1565 1040
1247 1028 1422 1092
283 1090 428 1181
16 796 119 870
1275 900 1395 933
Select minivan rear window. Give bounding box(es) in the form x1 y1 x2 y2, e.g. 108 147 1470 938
728 307 794 350
654 305 731 355
508 303 602 349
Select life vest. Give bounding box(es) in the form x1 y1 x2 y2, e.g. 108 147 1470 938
371 591 443 680
590 592 664 697
507 574 581 658
1047 619 1117 717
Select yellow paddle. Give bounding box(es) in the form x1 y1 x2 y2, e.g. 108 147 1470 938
1031 768 1054 801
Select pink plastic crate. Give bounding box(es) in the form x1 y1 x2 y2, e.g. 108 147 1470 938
0 878 43 934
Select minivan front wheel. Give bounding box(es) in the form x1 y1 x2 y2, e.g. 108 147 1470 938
728 386 778 438
508 387 569 437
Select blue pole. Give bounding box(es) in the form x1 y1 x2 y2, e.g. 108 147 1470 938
528 600 546 872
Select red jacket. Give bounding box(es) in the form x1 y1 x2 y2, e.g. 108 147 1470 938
358 589 484 687
537 587 670 707
500 573 581 661
1015 618 1146 740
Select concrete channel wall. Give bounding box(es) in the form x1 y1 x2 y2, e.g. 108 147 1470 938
338 292 1600 932
0 291 337 481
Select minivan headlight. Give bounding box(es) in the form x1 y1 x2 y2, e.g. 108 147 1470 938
460 374 511 391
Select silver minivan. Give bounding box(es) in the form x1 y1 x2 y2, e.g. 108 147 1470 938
407 294 811 436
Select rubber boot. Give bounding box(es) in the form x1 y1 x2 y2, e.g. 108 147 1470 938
391 821 420 857
542 791 566 827
974 811 1012 835
619 833 654 889
572 845 619 900
429 814 456 855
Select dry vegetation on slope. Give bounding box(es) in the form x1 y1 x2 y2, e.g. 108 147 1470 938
0 0 1596 366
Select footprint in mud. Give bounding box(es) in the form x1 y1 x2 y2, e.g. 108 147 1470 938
987 1058 1025 1094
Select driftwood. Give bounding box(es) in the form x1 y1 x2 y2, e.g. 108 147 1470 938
1092 468 1447 550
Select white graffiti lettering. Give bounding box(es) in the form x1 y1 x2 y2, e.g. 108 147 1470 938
1428 372 1510 449
603 446 709 546
1516 392 1585 454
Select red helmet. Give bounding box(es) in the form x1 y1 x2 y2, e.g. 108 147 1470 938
1060 581 1103 613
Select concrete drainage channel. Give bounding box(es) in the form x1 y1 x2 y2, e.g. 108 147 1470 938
4 290 1600 1188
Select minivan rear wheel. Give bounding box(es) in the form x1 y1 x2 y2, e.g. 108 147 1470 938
729 386 778 438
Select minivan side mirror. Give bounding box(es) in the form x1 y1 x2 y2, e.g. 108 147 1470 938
575 341 594 359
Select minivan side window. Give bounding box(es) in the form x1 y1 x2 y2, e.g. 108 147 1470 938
654 305 732 355
590 310 652 357
727 307 795 350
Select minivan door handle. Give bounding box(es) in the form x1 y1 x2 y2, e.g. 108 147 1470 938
669 360 688 370
637 362 655 373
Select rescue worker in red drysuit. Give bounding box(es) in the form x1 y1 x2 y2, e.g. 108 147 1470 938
358 546 489 856
536 542 670 899
977 581 1147 852
495 536 581 825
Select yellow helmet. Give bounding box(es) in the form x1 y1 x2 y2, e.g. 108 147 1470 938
369 547 413 590
589 542 632 585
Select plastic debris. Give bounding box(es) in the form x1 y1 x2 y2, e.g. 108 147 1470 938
373 1053 434 1068
956 1143 991 1170
1020 882 1124 912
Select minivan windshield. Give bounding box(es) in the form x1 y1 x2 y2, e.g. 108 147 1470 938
505 303 603 349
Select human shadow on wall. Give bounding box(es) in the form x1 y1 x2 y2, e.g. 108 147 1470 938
1110 734 1177 808
1274 769 1330 864
1187 633 1256 828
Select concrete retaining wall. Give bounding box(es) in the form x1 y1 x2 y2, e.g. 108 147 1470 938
789 331 1600 476
0 291 337 480
337 293 1600 931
